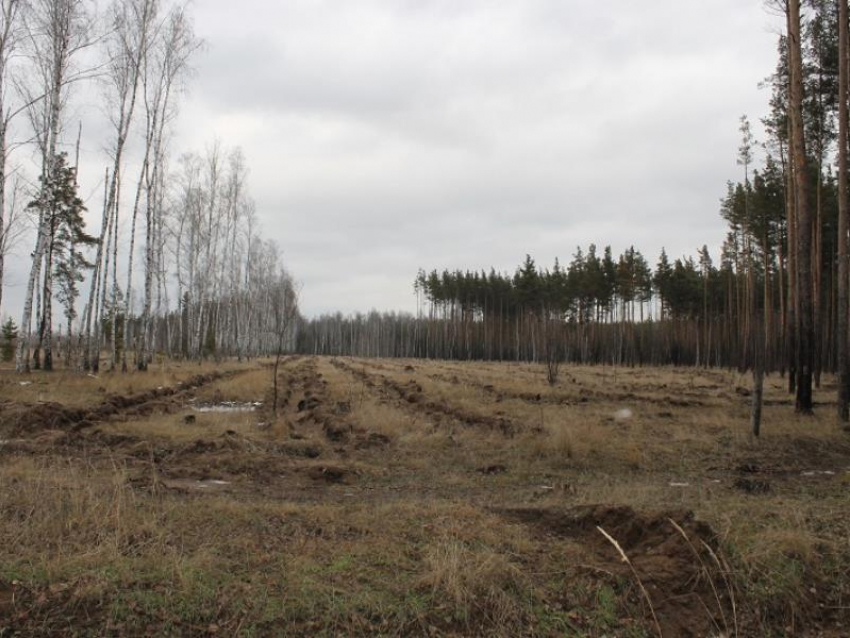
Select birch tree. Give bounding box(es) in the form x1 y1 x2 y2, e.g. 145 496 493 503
0 0 22 321
82 0 157 371
0 176 25 319
124 2 197 370
16 0 92 372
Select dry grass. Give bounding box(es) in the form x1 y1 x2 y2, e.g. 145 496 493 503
371 358 850 474
100 409 259 443
0 358 260 408
319 362 431 442
1 355 849 635
192 366 274 404
0 456 158 578
418 540 530 629
523 411 655 470
0 454 542 634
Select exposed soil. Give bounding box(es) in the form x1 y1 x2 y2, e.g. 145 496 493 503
0 371 237 437
497 505 729 638
277 358 356 442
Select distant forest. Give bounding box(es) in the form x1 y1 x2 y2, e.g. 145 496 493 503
298 0 850 417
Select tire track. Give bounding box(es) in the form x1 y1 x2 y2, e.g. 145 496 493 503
330 358 523 436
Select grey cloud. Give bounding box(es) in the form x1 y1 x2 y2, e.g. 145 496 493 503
4 0 784 320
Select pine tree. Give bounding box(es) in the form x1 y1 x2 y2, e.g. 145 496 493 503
1 316 17 362
26 153 97 370
839 0 849 422
654 249 673 319
787 0 815 413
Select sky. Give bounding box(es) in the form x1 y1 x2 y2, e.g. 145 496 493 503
2 0 786 319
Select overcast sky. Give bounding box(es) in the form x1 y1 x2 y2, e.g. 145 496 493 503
3 0 787 319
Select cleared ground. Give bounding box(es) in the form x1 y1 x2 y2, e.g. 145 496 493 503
1 356 849 636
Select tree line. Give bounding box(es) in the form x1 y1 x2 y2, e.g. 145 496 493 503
297 249 759 368
0 0 298 372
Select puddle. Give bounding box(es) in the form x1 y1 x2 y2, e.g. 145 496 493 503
801 470 836 477
192 402 262 413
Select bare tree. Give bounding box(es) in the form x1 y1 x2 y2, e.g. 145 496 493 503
123 3 198 370
0 174 26 316
16 0 93 372
0 0 22 321
82 0 157 372
0 0 291 373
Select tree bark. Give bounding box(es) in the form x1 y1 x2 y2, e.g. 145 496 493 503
788 0 814 413
838 0 850 421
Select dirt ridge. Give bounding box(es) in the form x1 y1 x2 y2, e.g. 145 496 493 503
331 358 522 435
0 370 239 437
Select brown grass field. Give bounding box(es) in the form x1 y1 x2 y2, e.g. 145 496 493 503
1 356 849 636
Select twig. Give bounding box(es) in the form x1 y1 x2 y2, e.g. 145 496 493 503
668 517 728 635
597 525 663 638
703 540 739 638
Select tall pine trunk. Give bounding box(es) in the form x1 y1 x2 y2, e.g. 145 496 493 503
788 0 814 413
837 0 850 421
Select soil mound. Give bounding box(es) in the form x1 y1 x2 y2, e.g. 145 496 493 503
0 372 227 437
497 505 729 637
0 401 88 433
